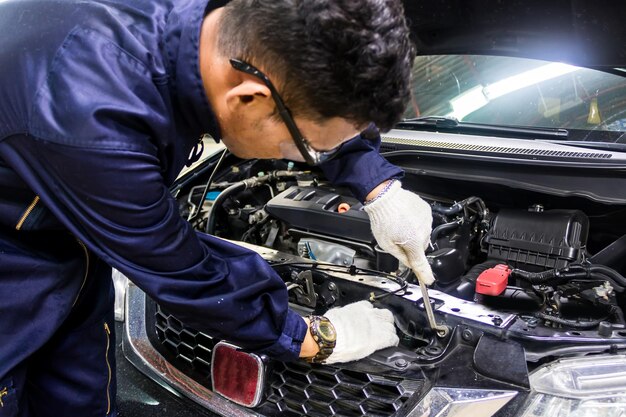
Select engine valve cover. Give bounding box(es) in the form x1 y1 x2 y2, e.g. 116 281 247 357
265 186 373 243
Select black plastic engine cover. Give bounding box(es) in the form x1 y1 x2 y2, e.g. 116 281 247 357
485 209 589 269
265 186 373 243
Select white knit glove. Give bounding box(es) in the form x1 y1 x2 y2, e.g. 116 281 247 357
364 181 435 285
324 301 398 364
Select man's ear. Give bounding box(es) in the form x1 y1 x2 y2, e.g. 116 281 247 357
224 78 274 115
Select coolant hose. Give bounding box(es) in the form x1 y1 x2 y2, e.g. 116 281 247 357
611 305 626 325
204 169 305 235
205 181 246 234
588 265 626 287
431 196 487 217
561 271 625 292
430 219 462 245
432 202 463 216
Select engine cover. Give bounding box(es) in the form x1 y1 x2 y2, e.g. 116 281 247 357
265 186 373 243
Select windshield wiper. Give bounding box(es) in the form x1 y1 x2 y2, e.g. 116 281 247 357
401 116 462 128
398 116 569 140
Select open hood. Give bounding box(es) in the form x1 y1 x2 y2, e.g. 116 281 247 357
403 0 626 68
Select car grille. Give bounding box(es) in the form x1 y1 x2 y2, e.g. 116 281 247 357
154 304 420 416
268 361 421 417
154 304 216 385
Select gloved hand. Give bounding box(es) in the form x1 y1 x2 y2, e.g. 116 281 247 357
364 180 435 285
324 301 398 364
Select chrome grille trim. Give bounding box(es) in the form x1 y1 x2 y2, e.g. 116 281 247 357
406 387 517 417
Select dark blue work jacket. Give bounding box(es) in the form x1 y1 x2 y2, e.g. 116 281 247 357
0 0 402 360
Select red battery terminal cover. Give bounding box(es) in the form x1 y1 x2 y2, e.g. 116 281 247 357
476 264 511 296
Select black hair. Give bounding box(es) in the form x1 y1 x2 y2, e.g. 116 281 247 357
217 0 415 131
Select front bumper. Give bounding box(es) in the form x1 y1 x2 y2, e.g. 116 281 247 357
123 283 527 417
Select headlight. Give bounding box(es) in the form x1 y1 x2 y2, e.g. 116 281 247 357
112 268 129 321
520 354 626 417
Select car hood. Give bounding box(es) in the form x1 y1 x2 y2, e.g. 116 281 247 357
403 0 626 68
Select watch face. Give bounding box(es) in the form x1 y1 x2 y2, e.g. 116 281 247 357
318 320 337 342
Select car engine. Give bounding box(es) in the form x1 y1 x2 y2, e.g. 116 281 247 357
174 153 626 368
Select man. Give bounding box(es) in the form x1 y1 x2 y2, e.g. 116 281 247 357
0 0 434 415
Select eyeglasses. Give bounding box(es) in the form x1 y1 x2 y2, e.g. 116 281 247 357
229 58 342 166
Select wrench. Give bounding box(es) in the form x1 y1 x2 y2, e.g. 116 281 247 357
417 276 449 338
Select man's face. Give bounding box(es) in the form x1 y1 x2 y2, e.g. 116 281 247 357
217 107 362 162
199 10 363 161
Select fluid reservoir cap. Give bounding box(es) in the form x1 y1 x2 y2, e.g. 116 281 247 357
337 203 351 213
296 173 316 187
206 191 221 201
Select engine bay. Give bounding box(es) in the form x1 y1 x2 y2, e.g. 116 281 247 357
174 152 626 369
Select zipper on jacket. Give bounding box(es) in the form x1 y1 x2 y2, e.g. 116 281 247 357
15 195 40 230
104 322 112 415
72 240 90 307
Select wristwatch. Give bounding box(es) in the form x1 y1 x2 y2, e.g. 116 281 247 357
306 315 337 364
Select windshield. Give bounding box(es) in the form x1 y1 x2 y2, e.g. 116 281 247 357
405 55 626 142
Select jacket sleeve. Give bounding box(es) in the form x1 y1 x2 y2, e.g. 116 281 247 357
318 126 404 202
0 137 307 360
0 27 307 361
0 137 306 359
